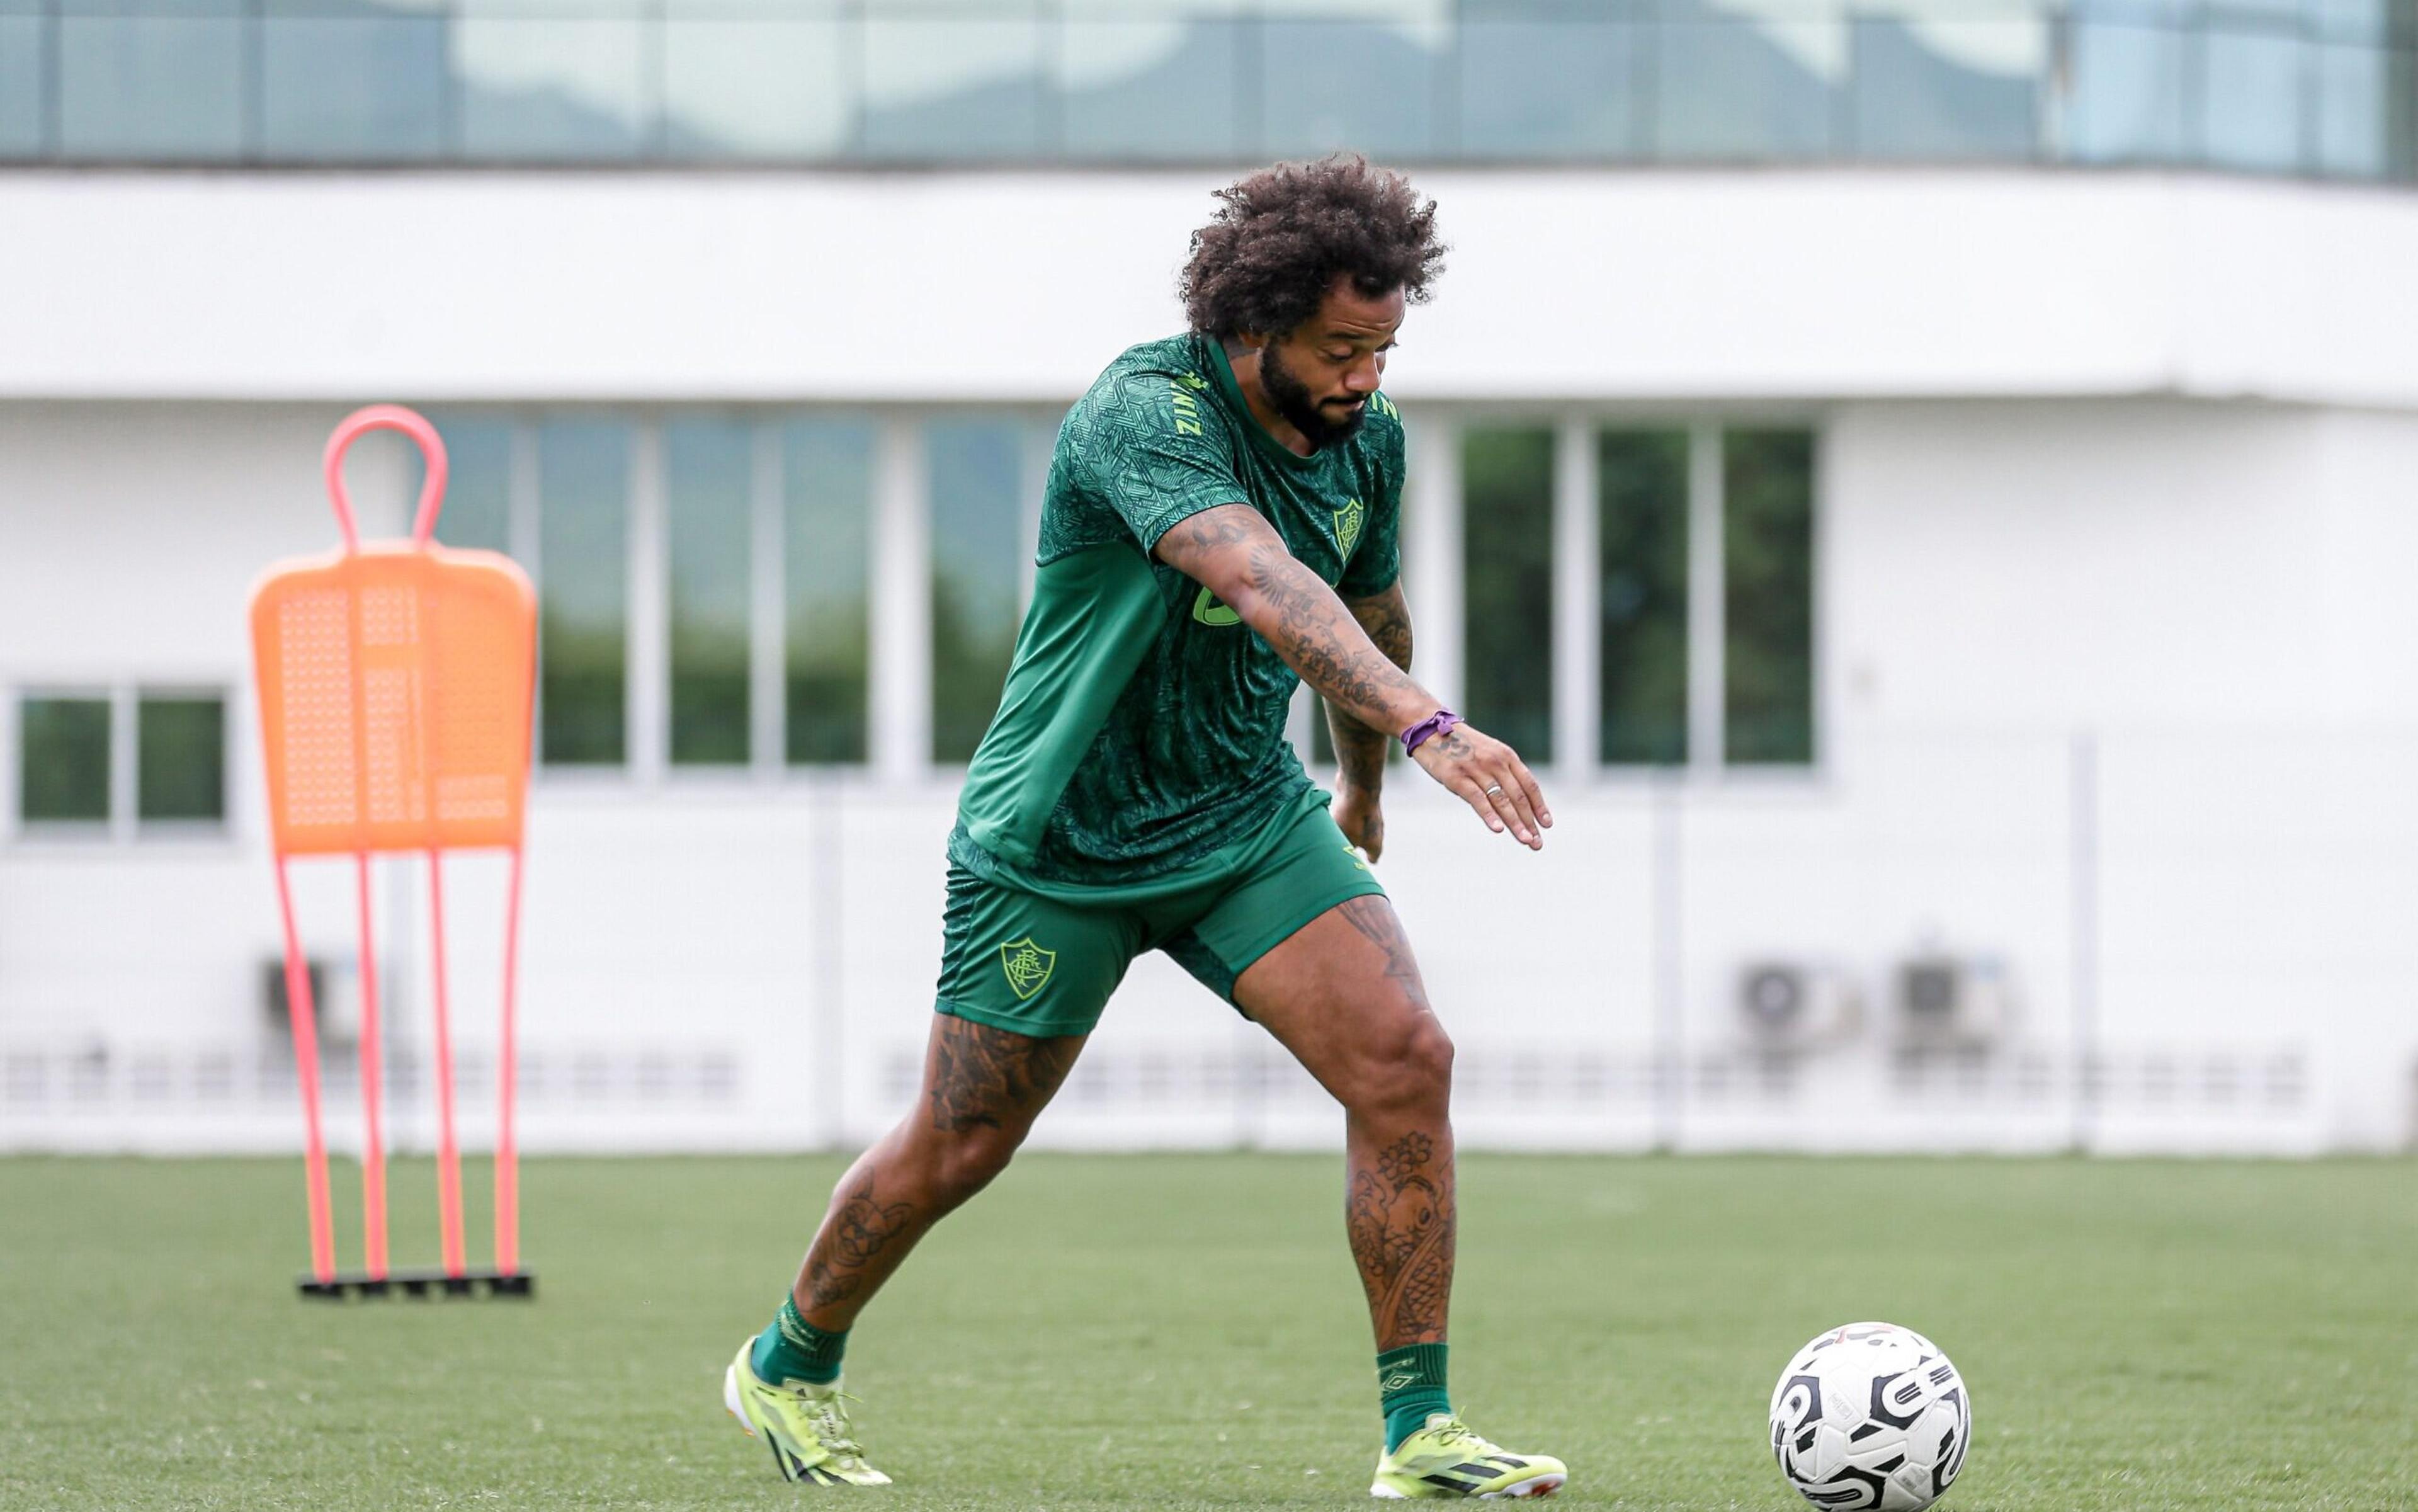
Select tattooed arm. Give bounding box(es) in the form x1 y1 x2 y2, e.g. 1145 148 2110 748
1154 504 1552 850
1324 584 1412 860
1326 583 1412 787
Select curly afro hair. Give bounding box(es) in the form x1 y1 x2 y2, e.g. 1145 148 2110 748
1179 156 1446 341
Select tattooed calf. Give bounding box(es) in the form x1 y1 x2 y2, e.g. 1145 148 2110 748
800 1178 915 1310
1348 1128 1456 1348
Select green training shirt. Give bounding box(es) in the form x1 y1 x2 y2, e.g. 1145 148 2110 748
948 331 1405 901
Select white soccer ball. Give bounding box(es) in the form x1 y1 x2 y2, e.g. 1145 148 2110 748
1768 1321 1972 1511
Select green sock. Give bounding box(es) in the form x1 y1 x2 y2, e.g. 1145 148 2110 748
1378 1343 1451 1452
751 1297 847 1386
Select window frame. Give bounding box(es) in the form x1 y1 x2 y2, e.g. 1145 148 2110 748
434 406 901 797
12 7 2414 188
6 682 237 846
1422 401 1829 790
413 402 1822 801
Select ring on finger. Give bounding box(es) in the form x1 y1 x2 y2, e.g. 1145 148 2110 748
1484 783 1504 797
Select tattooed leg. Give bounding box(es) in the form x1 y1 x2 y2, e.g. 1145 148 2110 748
1235 894 1456 1350
789 1015 1084 1331
927 1013 1081 1132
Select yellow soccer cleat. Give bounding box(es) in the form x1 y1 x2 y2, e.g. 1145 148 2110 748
722 1339 894 1487
1370 1413 1567 1499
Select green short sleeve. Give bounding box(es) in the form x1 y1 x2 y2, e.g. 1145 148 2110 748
1089 370 1249 554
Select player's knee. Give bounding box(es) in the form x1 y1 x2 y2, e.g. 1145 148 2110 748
1349 1012 1454 1116
1404 1015 1455 1098
927 1123 1025 1203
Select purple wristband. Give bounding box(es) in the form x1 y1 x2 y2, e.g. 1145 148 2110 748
1400 708 1462 755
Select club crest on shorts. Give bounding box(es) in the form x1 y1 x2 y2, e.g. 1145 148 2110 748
999 937 1057 999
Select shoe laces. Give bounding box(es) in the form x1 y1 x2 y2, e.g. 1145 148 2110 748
802 1388 869 1463
1424 1416 1504 1458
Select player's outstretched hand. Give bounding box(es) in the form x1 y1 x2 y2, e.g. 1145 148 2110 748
1408 722 1552 850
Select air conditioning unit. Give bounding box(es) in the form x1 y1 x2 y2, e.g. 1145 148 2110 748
1735 962 1861 1048
259 955 357 1049
1894 955 2013 1049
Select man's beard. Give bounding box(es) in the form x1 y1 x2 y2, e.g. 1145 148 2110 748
1259 343 1366 449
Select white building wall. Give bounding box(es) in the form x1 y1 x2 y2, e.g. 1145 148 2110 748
3 168 2415 1161
1824 399 2418 1152
1827 401 2418 729
7 170 2418 409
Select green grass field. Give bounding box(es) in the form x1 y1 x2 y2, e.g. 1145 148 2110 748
3 1154 2412 1510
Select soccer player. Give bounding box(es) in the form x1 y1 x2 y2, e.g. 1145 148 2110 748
724 156 1568 1500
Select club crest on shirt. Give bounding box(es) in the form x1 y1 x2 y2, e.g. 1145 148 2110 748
1334 497 1365 558
999 937 1057 999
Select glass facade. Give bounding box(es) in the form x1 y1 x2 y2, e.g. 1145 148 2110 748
424 411 883 772
785 419 874 766
1445 420 1819 773
666 419 755 766
927 418 1024 766
1722 428 1817 766
205 406 1813 786
55 0 248 162
1597 428 1690 766
537 418 630 767
259 2 450 162
1460 425 1557 763
1 0 2408 180
428 417 514 556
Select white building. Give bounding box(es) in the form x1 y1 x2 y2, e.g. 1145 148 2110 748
3 7 2415 1162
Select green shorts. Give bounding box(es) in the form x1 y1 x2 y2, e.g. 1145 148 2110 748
935 798 1387 1039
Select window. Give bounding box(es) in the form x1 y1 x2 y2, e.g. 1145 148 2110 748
15 690 228 833
1263 16 1445 159
1450 418 1814 773
1723 428 1815 765
425 411 882 774
1655 9 1841 160
928 420 1025 764
1458 14 1643 159
1 13 45 157
1461 426 1557 763
666 419 754 766
136 693 225 823
8 4 2414 182
430 416 515 556
663 15 851 158
862 14 1045 160
1597 429 1689 766
1059 14 1246 159
2062 7 2191 163
455 2 649 161
785 419 874 765
2201 16 2310 171
1847 11 2041 160
259 7 449 161
2314 40 2402 178
58 0 246 161
18 695 109 824
538 419 629 766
